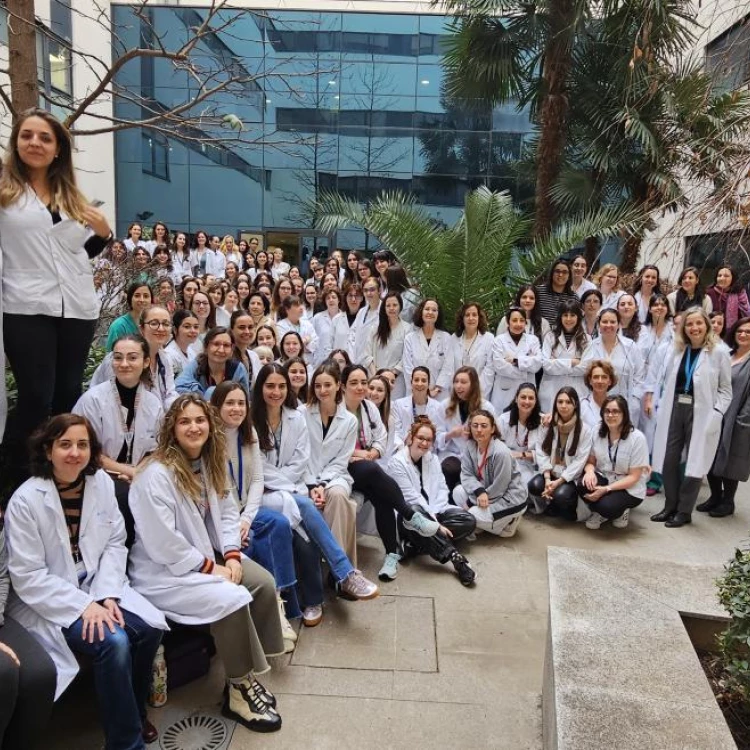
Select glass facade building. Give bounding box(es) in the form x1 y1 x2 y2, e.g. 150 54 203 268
112 7 534 256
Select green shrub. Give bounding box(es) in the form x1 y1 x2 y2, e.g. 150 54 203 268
717 546 750 699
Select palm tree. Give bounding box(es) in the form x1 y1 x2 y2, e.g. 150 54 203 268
313 186 644 328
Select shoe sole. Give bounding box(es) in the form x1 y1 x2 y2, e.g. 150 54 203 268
222 703 282 733
378 571 398 581
338 588 380 601
303 614 323 627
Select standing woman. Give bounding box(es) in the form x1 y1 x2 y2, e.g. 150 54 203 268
704 317 750 517
595 263 625 309
384 265 420 326
453 409 528 537
165 309 200 376
230 310 262 388
528 387 593 519
498 383 542 487
534 258 579 325
402 298 453 400
649 308 732 527
123 222 143 254
365 292 409 398
235 278 252 311
497 285 550 344
490 307 542 414
580 360 618 428
190 230 210 276
706 265 750 331
5 414 166 747
343 251 362 287
350 278 382 364
128 396 284 732
449 302 495 400
580 289 603 338
270 277 293 320
171 231 192 280
331 284 363 355
275 295 318 360
302 281 319 321
145 221 169 256
570 255 596 298
247 291 273 330
616 293 642 341
312 288 344 367
540 300 590 412
106 281 153 351
392 366 442 441
667 266 712 317
632 265 661 323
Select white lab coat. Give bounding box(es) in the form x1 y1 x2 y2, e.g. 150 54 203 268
651 345 733 477
350 304 381 364
388 446 451 515
164 339 190 376
498 411 540 486
312 310 343 366
392 395 442 442
365 320 409 398
0 248 5 441
171 252 192 280
5 471 166 698
637 323 674 440
128 461 252 624
448 332 495 400
601 289 625 310
572 278 597 299
489 332 542 414
435 399 495 460
73 381 162 465
402 329 454 399
330 312 357 358
539 332 590 412
204 249 226 278
534 421 594 483
0 188 100 319
352 399 389 458
304 402 357 491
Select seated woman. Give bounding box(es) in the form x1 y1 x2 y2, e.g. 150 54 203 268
304 363 359 567
255 324 280 360
392 366 442 442
434 366 494 493
164 309 200 376
389 418 477 586
498 383 542 487
128 395 284 733
106 281 153 351
210 383 299 651
251 364 379 623
5 414 166 748
528 387 593 520
368 374 401 465
454 409 528 537
283 357 310 407
579 395 649 530
175 326 250 398
341 365 440 582
0 522 57 750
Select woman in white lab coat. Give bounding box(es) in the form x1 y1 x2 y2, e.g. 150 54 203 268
128 394 284 733
498 383 542 487
392 366 442 442
365 292 409 398
312 288 345 367
5 413 166 748
275 296 319 361
490 307 542 414
164 309 200 376
330 284 364 357
402 298 454 400
230 310 263 388
449 302 495 399
350 278 382 364
368 374 401 466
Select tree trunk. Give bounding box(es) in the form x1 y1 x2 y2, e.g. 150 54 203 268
7 0 38 116
533 0 575 240
584 235 599 268
620 233 641 274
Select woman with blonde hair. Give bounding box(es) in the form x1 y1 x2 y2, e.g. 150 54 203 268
595 263 625 309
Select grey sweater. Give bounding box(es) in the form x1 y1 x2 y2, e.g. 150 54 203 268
460 438 528 514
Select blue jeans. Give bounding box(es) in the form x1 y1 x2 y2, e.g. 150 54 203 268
293 493 354 583
63 608 162 750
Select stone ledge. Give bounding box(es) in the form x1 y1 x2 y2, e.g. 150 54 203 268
544 546 735 750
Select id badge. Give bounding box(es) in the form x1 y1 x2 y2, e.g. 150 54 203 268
677 393 693 405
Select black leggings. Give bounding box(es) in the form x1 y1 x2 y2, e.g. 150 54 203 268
399 505 476 564
3 314 96 457
528 473 579 521
0 617 57 750
575 476 643 519
348 460 414 554
707 472 740 504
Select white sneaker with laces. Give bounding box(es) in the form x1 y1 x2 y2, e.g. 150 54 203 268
612 508 630 529
277 594 297 643
585 512 606 530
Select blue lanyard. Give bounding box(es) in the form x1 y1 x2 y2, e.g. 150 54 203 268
683 348 701 393
228 433 243 500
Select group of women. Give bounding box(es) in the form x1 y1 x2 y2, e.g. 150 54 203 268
1 107 750 750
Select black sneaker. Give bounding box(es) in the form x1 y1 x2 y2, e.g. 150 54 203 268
222 679 282 733
451 553 476 586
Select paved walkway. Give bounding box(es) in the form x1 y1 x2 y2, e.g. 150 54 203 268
46 486 750 749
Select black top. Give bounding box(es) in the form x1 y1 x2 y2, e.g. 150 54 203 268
46 205 108 259
534 285 579 325
675 347 702 396
115 381 138 463
415 456 429 502
459 401 469 424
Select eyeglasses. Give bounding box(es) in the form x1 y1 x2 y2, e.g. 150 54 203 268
414 435 433 444
603 409 622 416
553 269 569 275
737 329 750 336
144 320 171 330
193 300 210 307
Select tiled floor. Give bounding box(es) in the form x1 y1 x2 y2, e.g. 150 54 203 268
44 486 750 750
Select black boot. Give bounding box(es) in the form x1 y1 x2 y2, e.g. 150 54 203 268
709 499 735 518
696 495 722 513
665 512 692 528
650 508 674 522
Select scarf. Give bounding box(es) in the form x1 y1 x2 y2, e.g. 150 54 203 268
554 414 577 466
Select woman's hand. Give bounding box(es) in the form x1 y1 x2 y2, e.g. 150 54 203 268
81 205 112 239
643 394 654 418
437 524 453 538
240 520 251 545
81 601 118 643
213 564 233 582
582 469 599 492
0 642 20 667
311 486 326 509
477 492 490 509
225 559 243 585
584 486 608 502
542 477 562 498
102 598 125 628
429 386 442 398
448 425 465 439
541 413 552 427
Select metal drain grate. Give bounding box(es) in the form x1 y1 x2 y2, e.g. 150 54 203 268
161 715 228 750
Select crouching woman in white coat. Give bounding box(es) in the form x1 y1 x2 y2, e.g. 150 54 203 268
5 414 167 750
389 418 477 587
648 308 732 528
454 409 528 537
128 395 285 733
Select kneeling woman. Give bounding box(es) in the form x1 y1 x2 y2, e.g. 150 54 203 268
128 395 284 733
453 409 528 537
5 414 166 749
578 396 649 530
389 418 477 586
528 387 593 519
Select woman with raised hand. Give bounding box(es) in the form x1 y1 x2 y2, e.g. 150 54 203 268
341 365 441 582
350 277 382 364
165 309 200 376
540 300 590 412
389 418 477 586
649 308 732 527
449 302 495 400
365 292 409 398
667 266 712 318
312 288 344 367
6 414 166 747
490 307 542 414
534 258 579 325
580 360 618 429
498 383 542 487
403 298 453 400
579 395 649 531
595 263 625 310
128 395 284 733
706 265 750 332
454 409 528 537
632 265 661 323
106 281 153 351
392 366 442 443
528 387 593 519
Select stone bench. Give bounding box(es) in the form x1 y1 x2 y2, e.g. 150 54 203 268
544 546 736 750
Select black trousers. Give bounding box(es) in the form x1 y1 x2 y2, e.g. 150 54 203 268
3 314 96 458
575 474 643 519
708 472 740 504
0 617 57 750
399 505 476 564
348 460 414 555
528 473 579 521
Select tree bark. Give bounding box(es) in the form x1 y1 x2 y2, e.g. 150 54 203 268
619 233 642 274
533 0 575 240
7 0 38 117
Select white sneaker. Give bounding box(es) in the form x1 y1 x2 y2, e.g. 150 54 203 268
499 514 522 538
612 508 630 529
277 594 297 643
303 605 323 627
585 512 606 530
